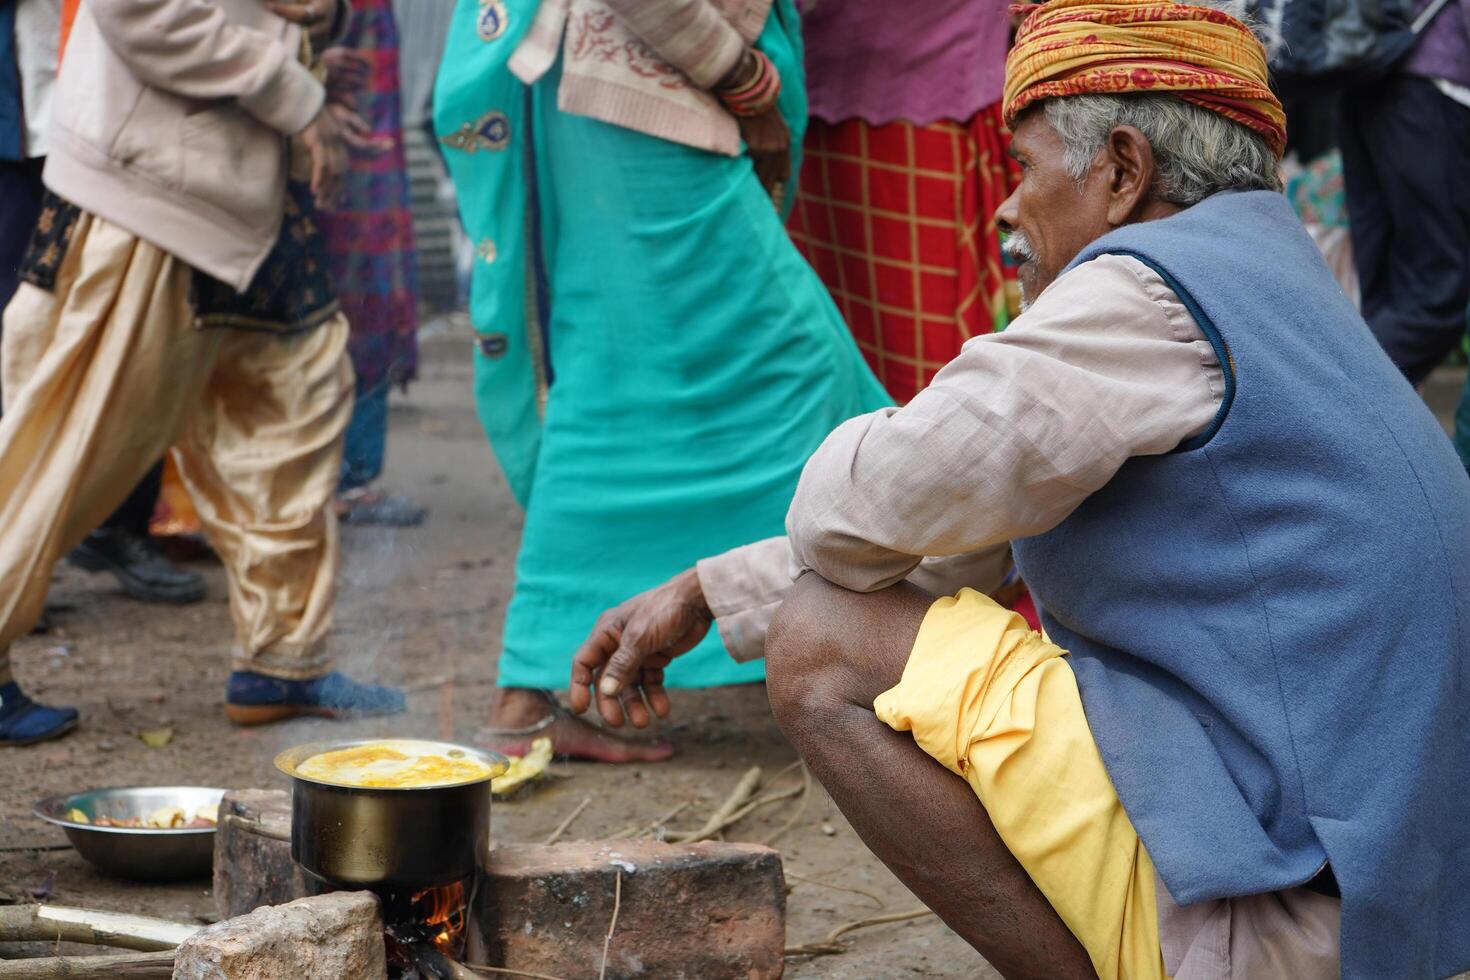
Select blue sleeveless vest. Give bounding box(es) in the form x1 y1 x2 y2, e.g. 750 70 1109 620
1011 191 1470 979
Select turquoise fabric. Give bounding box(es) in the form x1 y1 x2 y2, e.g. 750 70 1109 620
435 0 890 689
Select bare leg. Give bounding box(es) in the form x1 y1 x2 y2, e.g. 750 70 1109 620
766 574 1096 979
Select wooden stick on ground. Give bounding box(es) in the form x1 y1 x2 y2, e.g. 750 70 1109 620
403 673 453 693
424 946 576 980
542 797 592 846
783 871 885 910
608 800 693 841
0 949 176 979
463 966 576 980
716 784 803 832
784 908 935 959
0 905 199 951
758 762 812 847
666 766 762 844
596 869 623 980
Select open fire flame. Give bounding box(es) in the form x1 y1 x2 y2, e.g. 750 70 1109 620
382 877 474 978
412 879 468 957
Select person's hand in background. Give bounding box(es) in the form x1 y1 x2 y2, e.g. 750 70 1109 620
322 48 392 156
297 107 349 207
267 0 340 42
738 106 791 206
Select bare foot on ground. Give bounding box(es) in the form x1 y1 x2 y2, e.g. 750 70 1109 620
476 687 674 763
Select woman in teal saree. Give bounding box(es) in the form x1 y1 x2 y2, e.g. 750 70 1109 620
435 0 890 760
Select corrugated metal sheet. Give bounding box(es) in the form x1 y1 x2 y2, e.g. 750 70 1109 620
405 126 462 314
392 0 462 314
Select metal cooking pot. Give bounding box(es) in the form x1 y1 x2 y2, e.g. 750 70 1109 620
274 739 507 891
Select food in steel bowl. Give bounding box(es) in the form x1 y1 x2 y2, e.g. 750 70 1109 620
66 803 218 828
34 786 225 880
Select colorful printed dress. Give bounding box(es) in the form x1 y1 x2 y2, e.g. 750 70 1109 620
317 0 420 490
434 0 890 689
785 0 1020 406
787 110 1021 405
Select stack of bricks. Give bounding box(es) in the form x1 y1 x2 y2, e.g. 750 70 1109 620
212 790 787 980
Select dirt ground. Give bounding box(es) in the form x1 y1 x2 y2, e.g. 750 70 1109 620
4 324 1467 979
0 322 994 979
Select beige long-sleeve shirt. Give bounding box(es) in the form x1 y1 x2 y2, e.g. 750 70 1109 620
697 253 1228 661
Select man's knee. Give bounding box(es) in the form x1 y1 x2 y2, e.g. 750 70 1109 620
767 575 934 734
766 574 851 732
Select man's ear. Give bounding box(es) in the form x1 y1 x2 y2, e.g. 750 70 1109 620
1102 125 1156 226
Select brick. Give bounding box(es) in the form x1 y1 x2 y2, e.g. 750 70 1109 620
173 891 387 980
213 790 308 920
479 840 786 980
212 791 786 978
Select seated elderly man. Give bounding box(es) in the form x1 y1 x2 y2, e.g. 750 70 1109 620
565 1 1470 977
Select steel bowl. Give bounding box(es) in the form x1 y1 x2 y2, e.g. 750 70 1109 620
33 786 225 880
275 739 507 892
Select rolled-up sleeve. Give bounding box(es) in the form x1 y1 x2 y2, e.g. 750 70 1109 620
787 254 1224 593
698 537 1014 662
599 0 746 89
697 537 791 663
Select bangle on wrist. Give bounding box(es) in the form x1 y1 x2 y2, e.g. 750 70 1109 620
716 49 759 91
716 48 781 118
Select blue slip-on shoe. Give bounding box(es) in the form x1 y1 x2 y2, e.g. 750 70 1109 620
224 671 407 725
0 682 79 746
337 490 428 528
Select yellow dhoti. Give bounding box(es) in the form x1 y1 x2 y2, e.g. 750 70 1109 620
876 589 1340 980
0 211 353 683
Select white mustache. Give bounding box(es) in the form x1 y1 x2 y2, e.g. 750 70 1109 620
1002 231 1036 264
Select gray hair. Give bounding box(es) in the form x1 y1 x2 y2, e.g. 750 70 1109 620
1040 94 1282 207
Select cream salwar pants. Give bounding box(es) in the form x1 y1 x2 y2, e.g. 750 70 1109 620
0 212 353 684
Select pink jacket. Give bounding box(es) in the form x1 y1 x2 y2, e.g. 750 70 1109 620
43 0 332 290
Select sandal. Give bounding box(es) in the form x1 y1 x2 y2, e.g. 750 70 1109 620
473 691 674 763
472 691 562 758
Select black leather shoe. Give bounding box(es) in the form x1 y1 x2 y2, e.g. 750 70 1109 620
68 527 206 604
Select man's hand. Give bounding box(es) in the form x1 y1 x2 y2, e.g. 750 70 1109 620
298 107 348 208
267 0 339 41
569 569 714 729
738 106 791 206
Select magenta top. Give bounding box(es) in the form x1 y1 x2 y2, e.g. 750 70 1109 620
800 1 1013 126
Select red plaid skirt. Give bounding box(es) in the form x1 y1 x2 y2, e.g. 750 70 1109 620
788 106 1021 405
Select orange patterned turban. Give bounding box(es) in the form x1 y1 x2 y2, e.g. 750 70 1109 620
1003 0 1287 159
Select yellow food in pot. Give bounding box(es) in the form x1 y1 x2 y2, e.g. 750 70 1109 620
296 740 496 788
